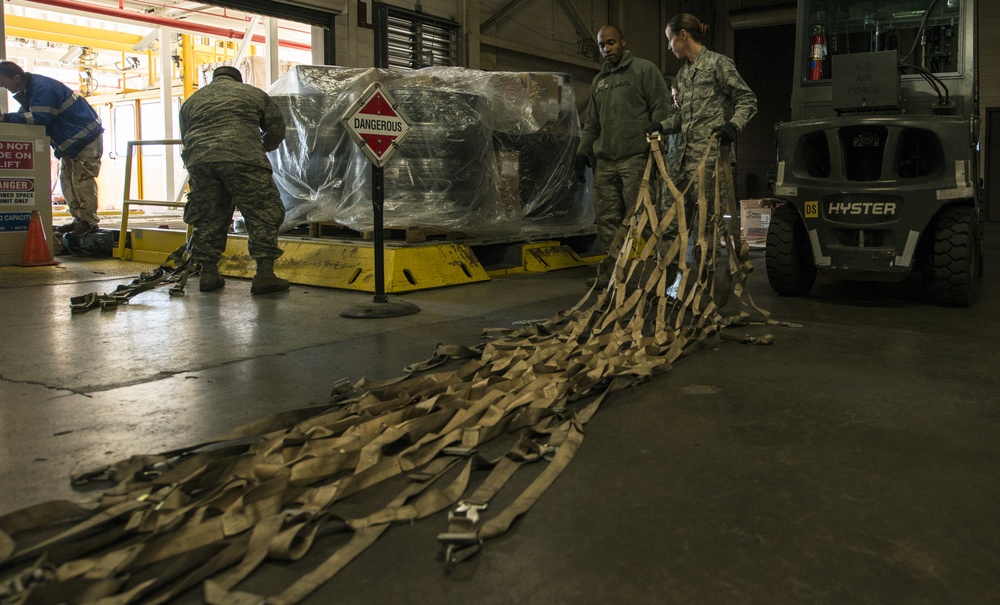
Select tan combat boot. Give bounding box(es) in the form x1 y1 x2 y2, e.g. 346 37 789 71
251 258 289 295
199 263 225 292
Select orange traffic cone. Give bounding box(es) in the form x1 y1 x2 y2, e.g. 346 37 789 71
14 210 60 267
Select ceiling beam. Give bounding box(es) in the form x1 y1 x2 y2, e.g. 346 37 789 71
554 0 600 61
480 0 531 33
481 34 599 71
5 14 143 53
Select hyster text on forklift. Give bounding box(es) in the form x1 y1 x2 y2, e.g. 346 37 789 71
766 0 983 306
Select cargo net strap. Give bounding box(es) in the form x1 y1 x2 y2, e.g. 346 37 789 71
68 245 198 313
0 135 783 605
558 132 775 346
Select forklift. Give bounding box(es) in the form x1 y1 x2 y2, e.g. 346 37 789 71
766 0 982 306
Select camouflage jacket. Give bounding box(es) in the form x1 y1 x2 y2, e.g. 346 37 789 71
179 74 285 169
578 51 671 162
661 47 757 170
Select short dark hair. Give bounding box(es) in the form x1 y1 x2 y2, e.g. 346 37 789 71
598 25 624 40
0 61 25 79
212 65 243 83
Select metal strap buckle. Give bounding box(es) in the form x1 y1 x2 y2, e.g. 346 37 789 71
436 532 482 573
448 501 487 525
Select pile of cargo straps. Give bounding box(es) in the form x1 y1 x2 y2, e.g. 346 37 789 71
1 135 782 604
69 244 196 314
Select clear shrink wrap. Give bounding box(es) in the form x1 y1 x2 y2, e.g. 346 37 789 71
267 66 593 238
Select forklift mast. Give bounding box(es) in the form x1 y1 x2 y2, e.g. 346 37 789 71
789 0 976 121
766 0 983 306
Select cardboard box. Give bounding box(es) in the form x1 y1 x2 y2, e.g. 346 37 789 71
519 73 559 103
497 150 521 211
519 73 561 128
740 199 773 244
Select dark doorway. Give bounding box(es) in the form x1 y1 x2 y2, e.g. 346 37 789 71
734 24 796 202
986 108 1000 222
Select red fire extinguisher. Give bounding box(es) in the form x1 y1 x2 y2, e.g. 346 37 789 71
809 27 826 80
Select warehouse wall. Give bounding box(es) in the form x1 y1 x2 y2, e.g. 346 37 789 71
331 1 736 72
332 1 732 117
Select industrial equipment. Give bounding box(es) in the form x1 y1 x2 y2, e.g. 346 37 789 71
766 0 982 306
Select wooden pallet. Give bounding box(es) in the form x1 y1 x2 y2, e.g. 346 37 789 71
308 222 466 244
308 222 356 239
361 226 467 244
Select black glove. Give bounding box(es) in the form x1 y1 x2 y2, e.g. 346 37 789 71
574 154 591 183
712 122 739 145
645 122 664 135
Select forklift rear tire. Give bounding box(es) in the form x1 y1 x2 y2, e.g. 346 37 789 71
766 204 817 296
932 206 980 307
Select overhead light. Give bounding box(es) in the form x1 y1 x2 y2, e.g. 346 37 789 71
133 30 160 52
59 46 83 64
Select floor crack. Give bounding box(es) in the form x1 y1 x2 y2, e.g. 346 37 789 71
0 373 93 397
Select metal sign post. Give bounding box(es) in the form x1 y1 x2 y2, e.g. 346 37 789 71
339 82 420 318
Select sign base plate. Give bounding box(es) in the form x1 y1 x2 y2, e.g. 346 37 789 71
340 299 421 318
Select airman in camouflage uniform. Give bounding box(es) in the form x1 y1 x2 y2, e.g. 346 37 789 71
652 14 757 291
576 25 672 288
179 65 289 294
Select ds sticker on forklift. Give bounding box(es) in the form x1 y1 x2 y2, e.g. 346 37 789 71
805 201 819 218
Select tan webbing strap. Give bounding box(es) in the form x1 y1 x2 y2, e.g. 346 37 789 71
142 535 253 605
8 500 149 563
0 135 789 604
80 543 232 605
257 457 470 605
478 423 583 540
203 457 462 604
0 501 94 563
434 433 560 570
477 375 627 541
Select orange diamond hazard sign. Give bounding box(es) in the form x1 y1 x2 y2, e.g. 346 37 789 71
341 82 411 167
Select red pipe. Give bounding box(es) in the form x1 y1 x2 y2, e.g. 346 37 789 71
25 0 312 52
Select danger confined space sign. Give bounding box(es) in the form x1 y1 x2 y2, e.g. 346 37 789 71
0 178 35 204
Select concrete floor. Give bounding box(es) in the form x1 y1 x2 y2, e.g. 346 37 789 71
0 233 998 604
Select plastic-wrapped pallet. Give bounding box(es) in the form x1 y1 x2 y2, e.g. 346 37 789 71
266 66 593 239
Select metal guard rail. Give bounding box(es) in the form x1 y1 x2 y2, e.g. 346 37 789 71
115 139 189 260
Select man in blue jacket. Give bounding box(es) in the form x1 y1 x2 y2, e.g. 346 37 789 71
0 61 104 237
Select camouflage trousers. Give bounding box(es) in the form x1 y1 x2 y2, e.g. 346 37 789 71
60 137 103 226
593 153 649 277
184 162 285 264
660 159 732 272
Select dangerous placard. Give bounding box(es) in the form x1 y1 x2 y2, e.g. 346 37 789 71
341 82 411 167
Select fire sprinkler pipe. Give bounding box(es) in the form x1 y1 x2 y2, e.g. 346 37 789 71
23 0 311 51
